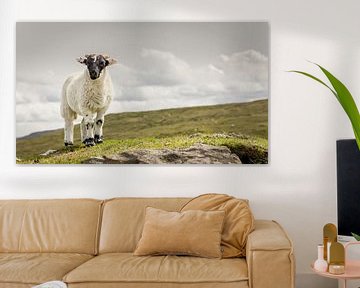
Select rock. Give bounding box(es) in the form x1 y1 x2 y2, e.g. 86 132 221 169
82 143 241 164
189 133 249 139
40 149 57 156
82 156 108 164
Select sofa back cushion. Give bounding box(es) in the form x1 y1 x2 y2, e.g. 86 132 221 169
0 199 102 254
99 198 189 253
181 194 254 258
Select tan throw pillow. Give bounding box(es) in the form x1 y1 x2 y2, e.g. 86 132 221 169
134 207 225 258
181 193 254 258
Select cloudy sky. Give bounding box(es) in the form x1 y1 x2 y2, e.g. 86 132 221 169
16 22 269 137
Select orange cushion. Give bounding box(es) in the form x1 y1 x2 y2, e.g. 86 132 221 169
181 194 254 258
134 207 225 258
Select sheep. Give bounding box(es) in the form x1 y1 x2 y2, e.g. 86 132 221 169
60 54 117 147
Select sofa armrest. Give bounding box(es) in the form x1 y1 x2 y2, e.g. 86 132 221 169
246 220 295 288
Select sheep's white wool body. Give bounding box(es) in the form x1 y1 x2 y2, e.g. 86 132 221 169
62 69 113 117
60 67 114 145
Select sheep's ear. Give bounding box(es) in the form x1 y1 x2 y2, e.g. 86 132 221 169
76 57 87 65
106 58 118 66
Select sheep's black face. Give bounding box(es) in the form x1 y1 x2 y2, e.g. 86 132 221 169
77 54 118 80
86 55 107 80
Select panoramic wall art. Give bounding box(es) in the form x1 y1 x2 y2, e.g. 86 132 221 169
16 22 269 164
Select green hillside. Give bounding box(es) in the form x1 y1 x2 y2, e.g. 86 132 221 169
16 99 268 164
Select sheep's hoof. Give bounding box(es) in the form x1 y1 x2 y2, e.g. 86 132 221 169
83 138 95 147
94 135 103 144
64 142 73 147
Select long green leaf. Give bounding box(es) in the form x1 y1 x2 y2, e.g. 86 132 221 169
290 65 360 150
353 127 360 149
289 70 337 99
316 64 360 149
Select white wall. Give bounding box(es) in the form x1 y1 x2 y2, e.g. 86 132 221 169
1 1 359 287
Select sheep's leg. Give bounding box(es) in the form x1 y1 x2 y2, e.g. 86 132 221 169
61 83 76 146
82 114 95 147
64 119 74 146
94 111 105 144
80 118 86 143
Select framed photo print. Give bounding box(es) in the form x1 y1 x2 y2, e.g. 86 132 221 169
16 22 269 164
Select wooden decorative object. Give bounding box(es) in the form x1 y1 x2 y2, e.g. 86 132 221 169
323 223 337 261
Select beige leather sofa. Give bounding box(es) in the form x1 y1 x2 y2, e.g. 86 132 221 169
0 198 294 288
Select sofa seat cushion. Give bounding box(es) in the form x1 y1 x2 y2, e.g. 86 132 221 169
64 253 248 285
0 253 93 285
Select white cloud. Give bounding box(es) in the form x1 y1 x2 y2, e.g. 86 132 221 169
16 81 61 104
139 49 191 85
16 69 62 105
112 48 191 89
215 50 268 94
208 64 224 75
16 102 67 138
17 102 61 123
16 49 268 137
113 49 268 109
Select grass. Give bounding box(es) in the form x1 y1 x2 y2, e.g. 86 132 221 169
16 100 268 164
18 134 268 164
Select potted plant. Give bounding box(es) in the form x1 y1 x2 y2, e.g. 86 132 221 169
290 63 360 241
